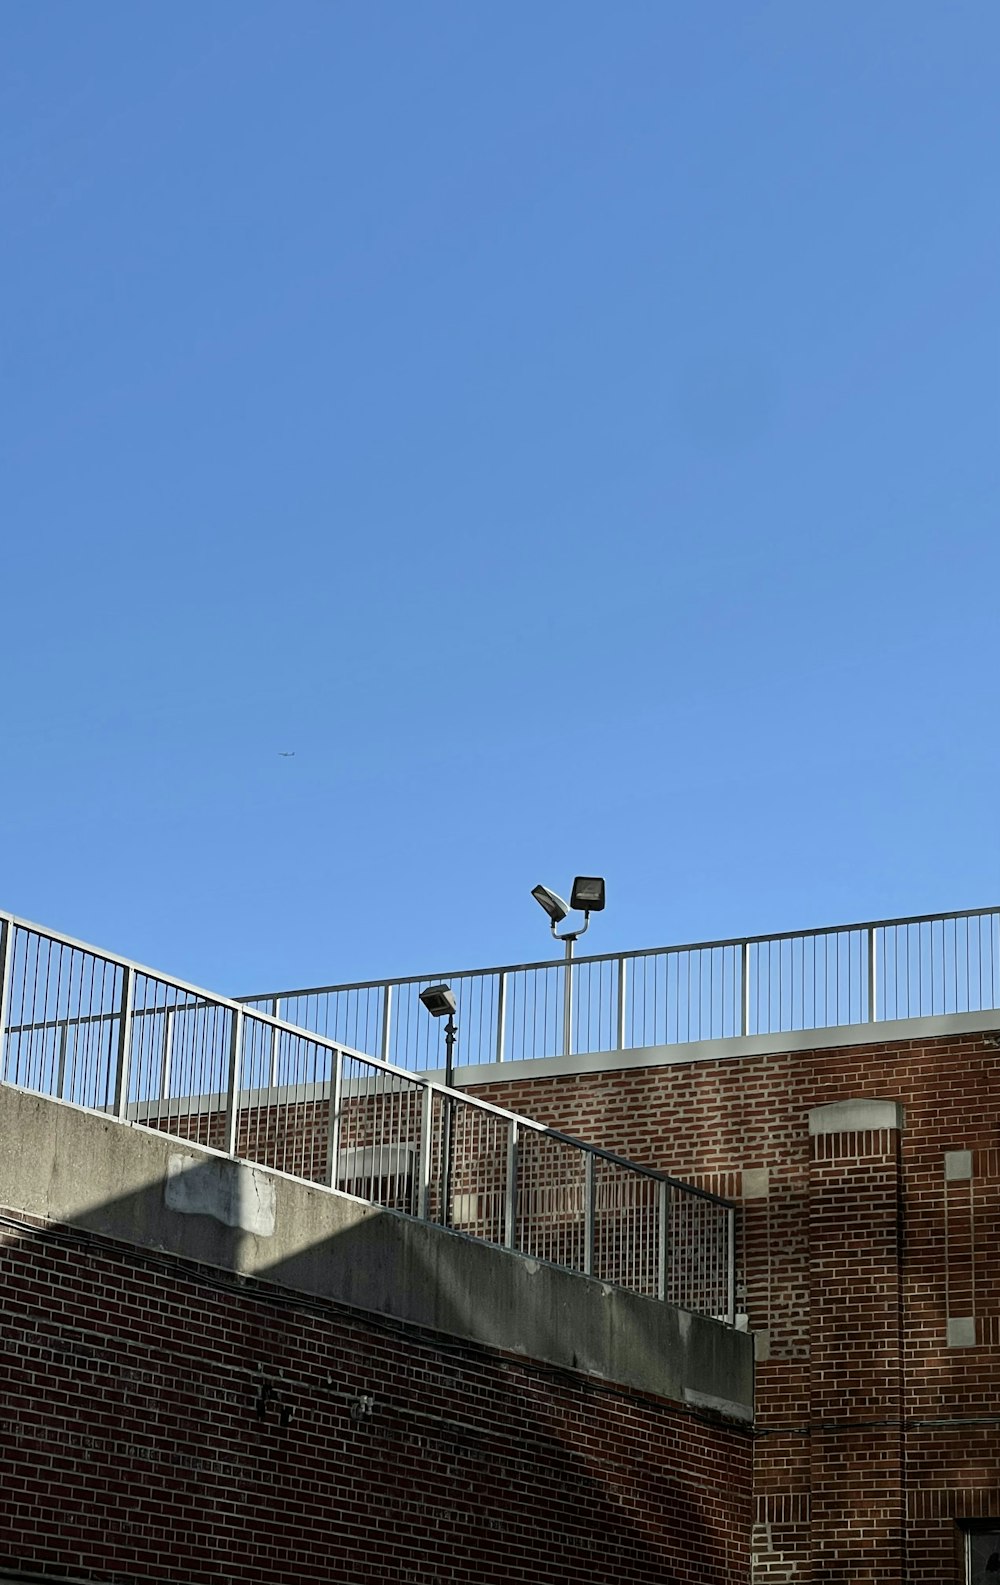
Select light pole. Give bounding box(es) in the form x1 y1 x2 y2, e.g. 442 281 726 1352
419 983 458 1226
531 877 606 1058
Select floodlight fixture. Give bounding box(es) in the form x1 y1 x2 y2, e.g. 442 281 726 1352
570 876 606 914
419 983 457 1019
531 884 570 925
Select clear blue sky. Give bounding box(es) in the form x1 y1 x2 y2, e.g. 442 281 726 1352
2 1 998 995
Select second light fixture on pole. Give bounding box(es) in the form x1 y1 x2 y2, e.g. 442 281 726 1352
531 876 606 1058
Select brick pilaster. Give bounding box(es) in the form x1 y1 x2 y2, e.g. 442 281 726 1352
808 1100 904 1585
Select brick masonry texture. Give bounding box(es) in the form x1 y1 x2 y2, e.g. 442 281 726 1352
0 1204 752 1585
471 1028 1000 1584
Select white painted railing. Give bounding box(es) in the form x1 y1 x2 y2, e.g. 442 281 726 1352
241 907 1000 1070
0 910 735 1321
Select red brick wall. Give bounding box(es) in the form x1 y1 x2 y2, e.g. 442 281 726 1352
470 1028 1000 1583
0 1204 752 1585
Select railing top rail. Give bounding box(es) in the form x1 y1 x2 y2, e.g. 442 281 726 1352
0 910 731 1211
238 904 1000 1003
0 909 249 1010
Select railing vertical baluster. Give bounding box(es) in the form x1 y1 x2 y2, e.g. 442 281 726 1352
0 917 11 1082
740 942 751 1037
223 1006 243 1156
494 972 507 1064
112 965 135 1120
380 983 393 1063
867 926 877 1022
505 1118 519 1251
584 1151 595 1276
658 1180 670 1301
326 1047 344 1190
616 957 627 1051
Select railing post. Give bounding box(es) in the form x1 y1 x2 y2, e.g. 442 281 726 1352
160 1008 175 1100
0 918 11 1082
740 941 751 1037
615 958 627 1051
57 1023 69 1099
505 1118 519 1251
325 1047 344 1190
379 983 393 1063
657 1180 670 1301
223 1006 243 1156
866 926 877 1022
583 1152 595 1276
270 997 281 1086
417 1081 434 1222
494 971 507 1064
112 965 135 1120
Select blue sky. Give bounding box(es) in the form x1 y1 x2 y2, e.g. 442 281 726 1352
2 1 998 996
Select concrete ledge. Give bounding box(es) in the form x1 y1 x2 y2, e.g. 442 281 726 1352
450 1008 1000 1089
0 1083 753 1422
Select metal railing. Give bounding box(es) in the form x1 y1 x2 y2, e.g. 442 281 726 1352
0 910 735 1321
240 906 1000 1070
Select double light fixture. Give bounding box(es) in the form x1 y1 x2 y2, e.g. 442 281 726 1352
531 876 606 942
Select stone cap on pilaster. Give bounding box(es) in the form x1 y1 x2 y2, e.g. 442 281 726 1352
808 1099 904 1135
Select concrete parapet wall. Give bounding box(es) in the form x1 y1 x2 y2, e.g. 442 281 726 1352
0 1082 752 1420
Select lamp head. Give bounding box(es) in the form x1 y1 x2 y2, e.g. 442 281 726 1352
531 884 570 924
419 983 457 1019
570 876 606 913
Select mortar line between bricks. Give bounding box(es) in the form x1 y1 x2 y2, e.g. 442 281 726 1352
755 1414 1000 1437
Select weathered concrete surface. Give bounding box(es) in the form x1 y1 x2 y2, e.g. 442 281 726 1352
164 1151 277 1233
0 1083 753 1420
